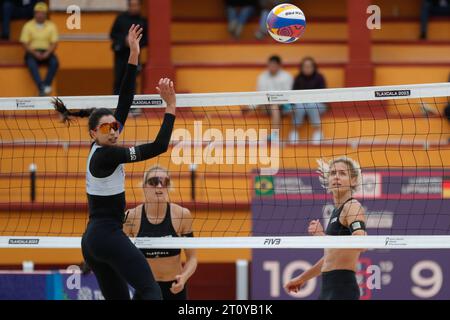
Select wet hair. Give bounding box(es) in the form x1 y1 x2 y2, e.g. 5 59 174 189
268 55 282 65
316 156 362 193
52 97 113 131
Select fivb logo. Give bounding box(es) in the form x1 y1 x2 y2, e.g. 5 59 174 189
263 238 281 246
171 121 280 175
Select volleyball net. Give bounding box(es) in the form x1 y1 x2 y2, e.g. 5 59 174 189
0 82 449 249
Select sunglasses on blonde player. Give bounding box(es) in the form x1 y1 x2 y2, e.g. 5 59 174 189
95 121 120 134
146 177 171 188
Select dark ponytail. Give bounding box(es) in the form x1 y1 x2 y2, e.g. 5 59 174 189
52 97 95 127
52 97 113 130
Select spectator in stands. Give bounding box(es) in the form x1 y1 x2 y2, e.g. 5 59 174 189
20 2 59 96
225 0 257 39
1 0 38 40
290 57 327 145
254 0 282 40
255 55 293 142
110 0 147 95
420 0 450 40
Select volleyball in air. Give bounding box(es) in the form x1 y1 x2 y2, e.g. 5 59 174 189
266 3 306 43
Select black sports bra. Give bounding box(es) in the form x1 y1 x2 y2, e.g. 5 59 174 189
325 198 354 236
137 204 181 259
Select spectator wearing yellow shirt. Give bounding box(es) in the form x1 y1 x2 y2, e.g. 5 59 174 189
20 2 58 96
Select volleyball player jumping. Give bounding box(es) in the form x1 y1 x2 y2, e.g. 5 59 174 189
53 24 176 300
284 157 367 300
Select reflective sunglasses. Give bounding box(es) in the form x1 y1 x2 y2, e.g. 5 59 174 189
96 121 120 134
146 177 170 187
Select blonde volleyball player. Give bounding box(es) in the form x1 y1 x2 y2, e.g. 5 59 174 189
124 165 197 300
284 157 367 300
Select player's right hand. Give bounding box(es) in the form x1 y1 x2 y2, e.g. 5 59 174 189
284 277 306 293
127 24 143 54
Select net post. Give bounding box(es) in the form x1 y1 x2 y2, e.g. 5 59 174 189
190 164 197 201
236 259 249 300
29 163 37 202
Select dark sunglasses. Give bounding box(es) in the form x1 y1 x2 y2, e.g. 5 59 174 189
96 121 120 134
146 177 170 187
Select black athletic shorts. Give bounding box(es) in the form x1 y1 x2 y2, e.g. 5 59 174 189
318 270 360 300
133 280 188 300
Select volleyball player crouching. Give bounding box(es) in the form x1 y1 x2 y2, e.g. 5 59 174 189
284 157 367 300
124 165 197 300
53 25 177 300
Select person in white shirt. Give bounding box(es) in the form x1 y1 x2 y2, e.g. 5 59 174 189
253 55 293 141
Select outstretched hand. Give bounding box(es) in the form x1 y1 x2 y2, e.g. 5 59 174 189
127 24 143 54
156 78 176 114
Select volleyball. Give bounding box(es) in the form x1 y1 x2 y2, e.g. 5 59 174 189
266 3 306 43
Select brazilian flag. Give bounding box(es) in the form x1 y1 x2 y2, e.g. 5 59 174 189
254 176 275 196
443 177 450 198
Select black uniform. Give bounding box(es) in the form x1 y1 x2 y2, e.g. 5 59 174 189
81 63 175 300
132 204 188 300
319 197 360 300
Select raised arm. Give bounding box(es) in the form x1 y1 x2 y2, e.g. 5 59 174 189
123 78 176 162
91 113 175 174
114 24 143 129
90 78 177 174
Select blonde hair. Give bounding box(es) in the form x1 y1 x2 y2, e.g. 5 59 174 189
316 156 362 193
142 165 170 188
